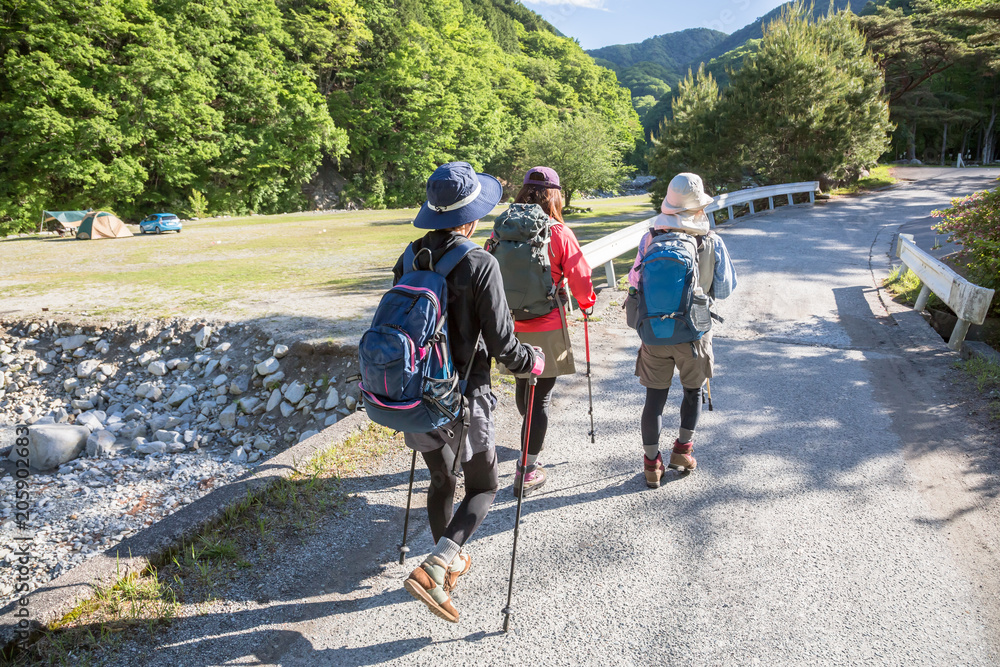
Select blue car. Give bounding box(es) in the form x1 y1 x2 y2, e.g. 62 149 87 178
139 213 182 234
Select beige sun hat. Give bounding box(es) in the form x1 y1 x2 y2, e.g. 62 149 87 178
661 173 714 214
653 172 715 235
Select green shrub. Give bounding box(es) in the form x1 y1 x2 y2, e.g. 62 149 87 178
933 180 1000 315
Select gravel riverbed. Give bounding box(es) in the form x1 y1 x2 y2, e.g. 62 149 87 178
0 317 359 602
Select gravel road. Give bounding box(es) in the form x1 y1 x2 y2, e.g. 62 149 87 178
103 169 1000 666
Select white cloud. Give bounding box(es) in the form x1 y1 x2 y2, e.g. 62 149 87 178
523 0 607 9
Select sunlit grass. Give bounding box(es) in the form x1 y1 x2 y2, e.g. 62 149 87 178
830 165 897 196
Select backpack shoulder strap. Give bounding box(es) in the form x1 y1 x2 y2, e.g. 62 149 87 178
434 239 479 277
402 243 416 275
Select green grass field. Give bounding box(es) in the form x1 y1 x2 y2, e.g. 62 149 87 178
1 195 656 321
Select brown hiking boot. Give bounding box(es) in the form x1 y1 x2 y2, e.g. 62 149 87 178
403 557 459 623
644 453 665 488
513 464 546 498
443 551 471 592
668 439 697 472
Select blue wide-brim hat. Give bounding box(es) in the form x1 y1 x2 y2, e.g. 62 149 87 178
413 161 503 230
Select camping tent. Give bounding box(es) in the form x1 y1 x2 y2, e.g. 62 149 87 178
76 211 133 240
41 210 89 234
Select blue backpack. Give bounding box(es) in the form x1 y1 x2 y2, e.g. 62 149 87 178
632 229 711 346
360 240 478 433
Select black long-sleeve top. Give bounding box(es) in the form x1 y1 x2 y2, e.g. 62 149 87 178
392 230 536 397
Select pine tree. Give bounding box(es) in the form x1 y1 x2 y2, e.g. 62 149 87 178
647 64 736 202
725 2 893 185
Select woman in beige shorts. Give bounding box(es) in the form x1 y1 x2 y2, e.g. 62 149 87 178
628 173 738 488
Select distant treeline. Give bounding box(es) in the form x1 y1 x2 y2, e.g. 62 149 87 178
0 0 639 234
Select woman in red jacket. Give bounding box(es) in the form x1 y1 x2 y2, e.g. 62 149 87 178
505 166 596 497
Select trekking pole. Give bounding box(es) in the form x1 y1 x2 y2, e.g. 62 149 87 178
705 379 713 412
399 450 417 565
502 374 537 633
583 312 595 443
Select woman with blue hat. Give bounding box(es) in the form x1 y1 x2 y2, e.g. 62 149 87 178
394 161 544 623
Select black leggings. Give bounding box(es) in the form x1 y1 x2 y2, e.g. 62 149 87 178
421 448 499 546
641 386 701 445
514 376 558 457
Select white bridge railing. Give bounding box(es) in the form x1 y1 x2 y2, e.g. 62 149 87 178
895 234 996 351
580 181 820 288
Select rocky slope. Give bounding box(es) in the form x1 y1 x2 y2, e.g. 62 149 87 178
0 318 360 601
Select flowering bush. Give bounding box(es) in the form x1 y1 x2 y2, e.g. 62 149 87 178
932 180 1000 316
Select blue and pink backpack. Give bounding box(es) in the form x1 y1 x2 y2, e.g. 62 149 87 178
359 240 477 433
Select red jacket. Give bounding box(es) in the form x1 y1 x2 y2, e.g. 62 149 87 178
513 220 596 333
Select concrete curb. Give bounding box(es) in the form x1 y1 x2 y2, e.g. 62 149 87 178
0 410 371 646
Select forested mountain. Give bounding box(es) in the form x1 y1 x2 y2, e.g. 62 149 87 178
586 28 726 127
588 28 727 79
591 1 871 135
0 0 639 234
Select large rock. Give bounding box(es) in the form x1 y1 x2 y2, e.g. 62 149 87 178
167 384 197 407
229 375 249 395
263 371 285 390
135 439 167 455
76 411 105 432
59 335 88 351
219 403 238 429
238 396 260 413
76 359 100 379
273 344 289 359
136 382 162 401
266 388 282 412
137 350 158 367
324 387 340 411
201 359 219 377
63 377 79 393
283 380 306 405
12 424 89 470
148 360 168 377
86 430 116 458
153 429 181 443
279 401 295 418
256 357 280 376
194 326 212 349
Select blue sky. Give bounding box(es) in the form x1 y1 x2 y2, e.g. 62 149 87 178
521 0 789 50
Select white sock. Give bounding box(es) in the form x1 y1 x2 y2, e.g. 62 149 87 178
643 444 660 460
427 537 461 568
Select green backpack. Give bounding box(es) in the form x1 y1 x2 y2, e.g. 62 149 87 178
486 204 557 321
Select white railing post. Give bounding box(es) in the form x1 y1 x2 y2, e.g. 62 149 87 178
913 286 931 312
605 260 616 290
768 196 775 210
787 194 794 206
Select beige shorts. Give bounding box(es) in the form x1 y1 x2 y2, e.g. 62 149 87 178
635 333 714 389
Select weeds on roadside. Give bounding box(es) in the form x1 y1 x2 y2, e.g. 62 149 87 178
954 355 1000 422
15 564 179 666
884 266 942 310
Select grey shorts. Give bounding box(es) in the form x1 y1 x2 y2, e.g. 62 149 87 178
403 393 497 464
635 333 714 390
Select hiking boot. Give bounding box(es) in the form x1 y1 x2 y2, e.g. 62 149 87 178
668 440 697 472
513 464 546 498
644 453 665 488
443 551 471 593
403 556 459 623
